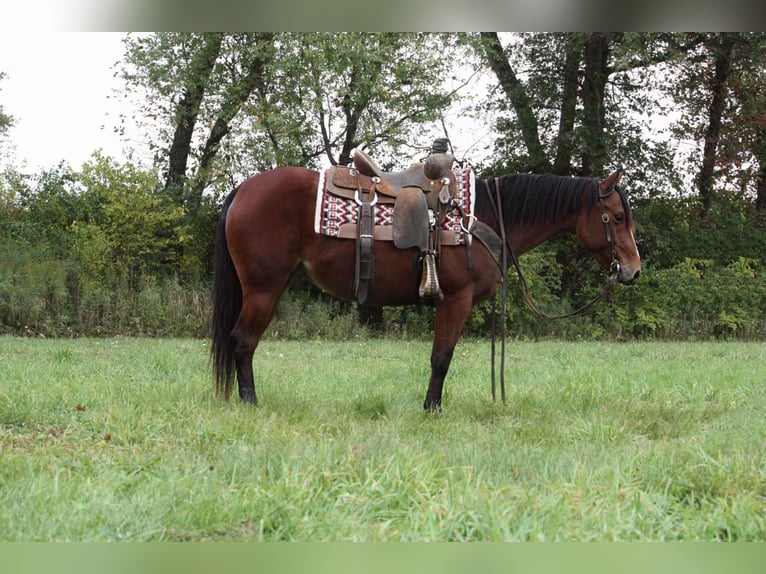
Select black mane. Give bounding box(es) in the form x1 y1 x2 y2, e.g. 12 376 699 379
476 173 633 228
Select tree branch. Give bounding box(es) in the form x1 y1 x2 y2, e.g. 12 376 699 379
479 32 551 173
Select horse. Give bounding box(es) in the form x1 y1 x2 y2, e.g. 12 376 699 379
210 166 641 411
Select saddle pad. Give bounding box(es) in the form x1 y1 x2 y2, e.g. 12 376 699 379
314 166 476 245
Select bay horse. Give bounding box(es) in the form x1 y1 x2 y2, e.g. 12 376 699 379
211 167 641 410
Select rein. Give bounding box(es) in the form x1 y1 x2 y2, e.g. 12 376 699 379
484 176 622 403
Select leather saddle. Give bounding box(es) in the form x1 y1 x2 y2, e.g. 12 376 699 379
328 150 456 203
352 148 456 201
327 148 457 248
324 146 459 302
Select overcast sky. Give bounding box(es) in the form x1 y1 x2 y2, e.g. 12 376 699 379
0 31 496 174
0 32 131 171
0 30 691 179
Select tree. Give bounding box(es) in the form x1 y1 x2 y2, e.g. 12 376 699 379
477 32 627 176
162 33 224 204
296 33 456 168
121 33 278 208
0 71 12 137
189 34 276 205
229 32 460 172
473 33 703 184
752 123 766 212
695 33 736 216
477 32 551 173
667 33 766 214
121 33 460 208
711 34 766 212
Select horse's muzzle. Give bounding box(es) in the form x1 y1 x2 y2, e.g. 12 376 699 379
620 267 640 285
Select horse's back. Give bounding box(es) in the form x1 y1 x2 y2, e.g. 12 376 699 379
227 167 318 232
233 166 318 203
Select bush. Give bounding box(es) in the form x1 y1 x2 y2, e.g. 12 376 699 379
601 257 766 340
0 235 72 333
266 289 368 341
3 154 766 341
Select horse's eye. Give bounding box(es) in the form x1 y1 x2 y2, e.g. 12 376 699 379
614 213 626 224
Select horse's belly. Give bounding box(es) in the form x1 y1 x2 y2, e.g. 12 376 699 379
303 237 422 305
302 236 499 307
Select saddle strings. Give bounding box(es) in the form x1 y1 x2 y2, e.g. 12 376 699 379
486 177 507 404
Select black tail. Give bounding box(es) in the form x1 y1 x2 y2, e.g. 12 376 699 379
210 187 242 400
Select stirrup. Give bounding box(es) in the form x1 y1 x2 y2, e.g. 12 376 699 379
418 252 443 300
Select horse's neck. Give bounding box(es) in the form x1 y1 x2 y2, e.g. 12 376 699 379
476 178 581 257
507 216 578 256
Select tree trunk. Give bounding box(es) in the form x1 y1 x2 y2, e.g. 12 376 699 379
580 33 610 177
756 168 766 212
755 128 766 212
337 57 383 167
191 34 275 206
553 33 583 175
696 33 736 216
479 32 551 173
163 34 223 204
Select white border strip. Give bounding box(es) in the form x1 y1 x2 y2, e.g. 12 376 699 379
313 168 326 234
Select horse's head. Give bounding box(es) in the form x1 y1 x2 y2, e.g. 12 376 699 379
577 170 641 285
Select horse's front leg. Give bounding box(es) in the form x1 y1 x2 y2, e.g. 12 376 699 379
424 290 474 411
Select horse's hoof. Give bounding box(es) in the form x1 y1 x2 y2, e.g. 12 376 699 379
423 399 442 412
239 390 257 405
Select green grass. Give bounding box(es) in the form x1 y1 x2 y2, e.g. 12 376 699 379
1 336 765 541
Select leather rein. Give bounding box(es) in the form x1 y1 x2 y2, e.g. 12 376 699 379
483 176 622 403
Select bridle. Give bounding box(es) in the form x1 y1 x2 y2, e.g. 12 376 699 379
488 176 622 318
484 176 623 403
598 184 623 280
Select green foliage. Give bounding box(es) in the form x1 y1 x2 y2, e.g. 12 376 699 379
0 71 13 137
0 153 214 337
275 32 455 167
120 32 460 201
73 152 189 284
0 238 73 336
3 34 766 341
266 289 367 341
592 257 766 340
635 192 766 269
0 233 209 337
665 33 766 199
3 148 766 340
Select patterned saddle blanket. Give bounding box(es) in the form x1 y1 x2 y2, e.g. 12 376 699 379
314 166 476 246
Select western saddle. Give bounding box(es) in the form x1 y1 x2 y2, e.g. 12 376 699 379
324 139 473 305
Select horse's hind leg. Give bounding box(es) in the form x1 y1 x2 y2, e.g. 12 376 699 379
231 290 283 404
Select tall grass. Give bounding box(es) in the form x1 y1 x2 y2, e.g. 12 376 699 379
1 337 764 541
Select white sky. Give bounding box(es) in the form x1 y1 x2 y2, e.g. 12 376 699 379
0 31 495 175
0 32 132 171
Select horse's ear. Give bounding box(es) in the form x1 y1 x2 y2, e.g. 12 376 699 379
601 169 623 191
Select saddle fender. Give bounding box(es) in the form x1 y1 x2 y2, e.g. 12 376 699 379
393 187 430 251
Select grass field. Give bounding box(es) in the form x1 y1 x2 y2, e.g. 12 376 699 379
1 335 765 541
